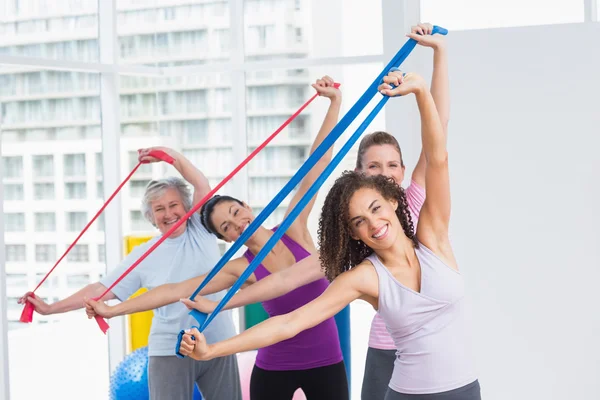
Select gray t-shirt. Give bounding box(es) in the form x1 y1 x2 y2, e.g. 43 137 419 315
100 214 237 356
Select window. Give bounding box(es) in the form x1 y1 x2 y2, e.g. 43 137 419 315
2 156 23 178
131 210 150 231
181 120 208 144
247 25 275 49
129 151 152 174
66 274 91 288
95 153 103 177
5 213 25 232
288 87 305 107
295 27 302 43
295 0 301 10
213 88 230 113
96 181 104 199
6 273 28 288
63 153 86 177
35 274 58 289
98 244 105 263
35 244 57 262
4 184 24 200
66 212 87 231
32 155 54 177
5 245 26 262
34 183 55 200
97 214 105 232
65 182 87 199
130 180 150 198
214 28 230 52
7 297 21 311
66 244 89 262
35 212 56 231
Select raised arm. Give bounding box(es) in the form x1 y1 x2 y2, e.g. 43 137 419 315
84 257 253 319
382 72 453 266
181 253 325 313
406 23 450 187
179 263 378 361
138 146 211 204
284 76 341 241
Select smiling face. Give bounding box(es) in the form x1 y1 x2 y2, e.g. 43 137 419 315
358 144 405 185
347 187 400 251
209 200 254 242
150 187 188 237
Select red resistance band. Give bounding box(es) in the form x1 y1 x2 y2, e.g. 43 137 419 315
93 85 337 333
20 150 175 324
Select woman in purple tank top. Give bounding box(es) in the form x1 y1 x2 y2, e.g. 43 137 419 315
179 70 481 400
86 75 348 400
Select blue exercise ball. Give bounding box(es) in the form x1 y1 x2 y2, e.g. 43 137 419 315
110 346 202 400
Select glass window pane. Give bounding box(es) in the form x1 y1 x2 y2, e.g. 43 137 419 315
34 183 55 200
421 0 584 30
117 0 230 66
35 244 57 262
244 0 382 59
63 154 86 177
3 183 24 201
0 2 99 61
34 212 56 231
1 68 108 399
32 155 54 177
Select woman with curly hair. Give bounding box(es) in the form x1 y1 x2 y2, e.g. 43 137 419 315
178 69 481 399
181 23 449 399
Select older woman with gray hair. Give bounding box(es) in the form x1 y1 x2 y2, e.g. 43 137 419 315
18 146 242 400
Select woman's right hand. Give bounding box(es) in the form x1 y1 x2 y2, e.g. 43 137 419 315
378 71 427 97
180 296 218 314
84 297 115 319
407 22 446 50
18 292 53 315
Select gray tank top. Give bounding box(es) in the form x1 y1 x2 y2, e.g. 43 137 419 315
367 243 477 394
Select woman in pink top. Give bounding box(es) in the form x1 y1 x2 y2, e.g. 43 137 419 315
182 23 449 399
178 68 479 399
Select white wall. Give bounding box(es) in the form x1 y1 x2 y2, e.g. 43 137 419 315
386 22 600 400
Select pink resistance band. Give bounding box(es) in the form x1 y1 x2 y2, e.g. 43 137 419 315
92 85 336 333
20 149 175 323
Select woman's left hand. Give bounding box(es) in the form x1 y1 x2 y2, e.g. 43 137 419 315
378 71 427 97
179 327 212 361
312 75 341 101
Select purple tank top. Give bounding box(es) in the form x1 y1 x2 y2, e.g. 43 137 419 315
244 228 343 371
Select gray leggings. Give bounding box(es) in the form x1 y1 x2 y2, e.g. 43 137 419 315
361 347 396 400
384 380 481 400
148 355 242 400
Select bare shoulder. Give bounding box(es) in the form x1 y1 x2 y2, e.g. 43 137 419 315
335 260 379 299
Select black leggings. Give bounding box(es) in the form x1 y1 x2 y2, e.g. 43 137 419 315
250 361 349 400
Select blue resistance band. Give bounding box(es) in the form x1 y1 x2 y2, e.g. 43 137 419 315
176 26 447 358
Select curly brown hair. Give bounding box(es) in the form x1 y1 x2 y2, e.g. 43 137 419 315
317 171 418 281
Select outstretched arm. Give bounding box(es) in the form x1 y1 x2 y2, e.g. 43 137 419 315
407 23 450 188
18 282 116 316
179 263 378 361
138 146 212 204
85 257 253 318
181 254 325 313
